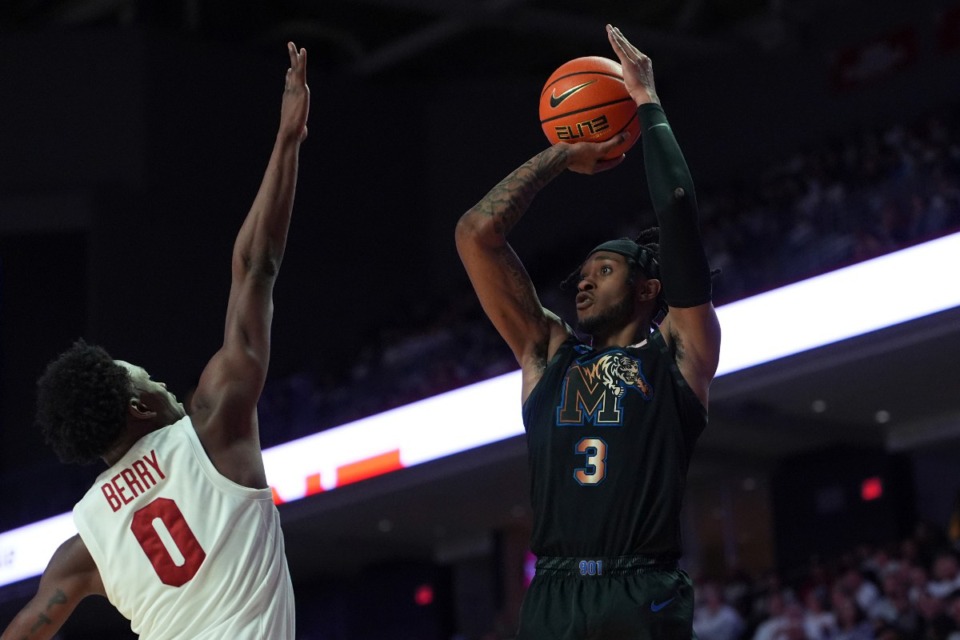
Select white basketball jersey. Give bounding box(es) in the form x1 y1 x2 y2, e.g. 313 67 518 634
73 416 295 639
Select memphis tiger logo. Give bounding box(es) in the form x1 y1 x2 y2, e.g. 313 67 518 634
556 350 652 426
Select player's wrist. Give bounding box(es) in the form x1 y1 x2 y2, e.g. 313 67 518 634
275 129 304 145
631 89 660 107
638 103 668 135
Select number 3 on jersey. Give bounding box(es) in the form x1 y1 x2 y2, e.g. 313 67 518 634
574 437 608 485
131 497 207 587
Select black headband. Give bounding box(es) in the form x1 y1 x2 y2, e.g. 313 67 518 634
587 238 660 280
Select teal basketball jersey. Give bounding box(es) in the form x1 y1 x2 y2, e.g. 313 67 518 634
521 332 706 558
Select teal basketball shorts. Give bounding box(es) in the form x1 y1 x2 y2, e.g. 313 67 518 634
517 555 698 640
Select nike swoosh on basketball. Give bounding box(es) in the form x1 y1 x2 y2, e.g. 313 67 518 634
549 81 597 108
650 597 676 612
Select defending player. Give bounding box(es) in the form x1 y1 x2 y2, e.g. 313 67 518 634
455 26 720 639
1 41 309 640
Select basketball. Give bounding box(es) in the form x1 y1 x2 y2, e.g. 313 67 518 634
539 56 640 159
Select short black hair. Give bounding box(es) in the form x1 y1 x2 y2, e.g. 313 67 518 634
36 340 131 464
632 228 667 323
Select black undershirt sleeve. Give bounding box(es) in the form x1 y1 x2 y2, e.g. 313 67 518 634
639 102 713 308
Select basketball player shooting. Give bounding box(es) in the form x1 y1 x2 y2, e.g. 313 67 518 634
455 26 720 639
1 42 309 640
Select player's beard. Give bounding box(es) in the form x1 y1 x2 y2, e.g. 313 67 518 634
578 288 635 339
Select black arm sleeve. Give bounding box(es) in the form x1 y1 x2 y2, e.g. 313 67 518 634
640 102 712 308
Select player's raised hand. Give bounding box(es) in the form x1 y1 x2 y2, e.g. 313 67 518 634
606 25 660 107
280 42 310 142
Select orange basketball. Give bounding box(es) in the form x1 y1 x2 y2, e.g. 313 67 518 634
539 56 640 159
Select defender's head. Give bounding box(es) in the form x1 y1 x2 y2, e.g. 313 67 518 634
36 340 185 464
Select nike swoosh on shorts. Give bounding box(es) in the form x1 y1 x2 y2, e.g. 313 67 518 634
650 597 676 612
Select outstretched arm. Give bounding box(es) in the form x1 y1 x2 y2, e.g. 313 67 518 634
1 536 104 640
190 42 310 487
607 25 721 408
455 137 627 401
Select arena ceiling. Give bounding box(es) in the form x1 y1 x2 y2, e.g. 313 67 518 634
2 0 843 80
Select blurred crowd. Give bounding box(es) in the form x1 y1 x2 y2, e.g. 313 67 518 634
257 102 960 447
697 108 960 303
692 522 960 640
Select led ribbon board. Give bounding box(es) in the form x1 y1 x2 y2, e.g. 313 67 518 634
3 231 960 588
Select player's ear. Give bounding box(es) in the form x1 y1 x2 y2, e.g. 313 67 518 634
128 396 157 420
636 277 661 302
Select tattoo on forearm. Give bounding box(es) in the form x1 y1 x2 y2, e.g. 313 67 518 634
20 588 67 638
47 589 67 609
29 614 51 634
479 147 568 237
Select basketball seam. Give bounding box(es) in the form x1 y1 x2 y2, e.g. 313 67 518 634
614 110 639 135
539 97 636 124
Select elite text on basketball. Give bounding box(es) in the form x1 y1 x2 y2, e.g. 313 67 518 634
553 115 610 141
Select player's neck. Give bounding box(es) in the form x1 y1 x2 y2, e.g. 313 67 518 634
101 422 165 466
589 318 652 350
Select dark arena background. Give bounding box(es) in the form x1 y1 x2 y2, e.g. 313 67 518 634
2 0 960 638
